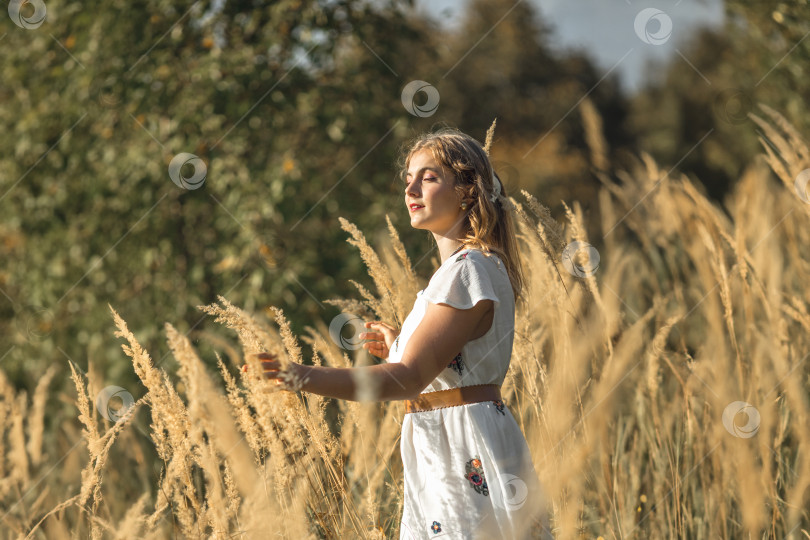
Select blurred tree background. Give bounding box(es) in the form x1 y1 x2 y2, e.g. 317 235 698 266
0 0 807 516
0 0 632 392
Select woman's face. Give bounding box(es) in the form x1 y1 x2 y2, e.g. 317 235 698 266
404 149 465 235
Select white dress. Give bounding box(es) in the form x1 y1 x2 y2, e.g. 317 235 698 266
387 248 553 539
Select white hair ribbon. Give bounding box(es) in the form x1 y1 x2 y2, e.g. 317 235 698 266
489 173 502 203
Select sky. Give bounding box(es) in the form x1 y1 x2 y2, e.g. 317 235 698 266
410 0 726 95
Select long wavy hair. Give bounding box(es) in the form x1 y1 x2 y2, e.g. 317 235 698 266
396 126 528 308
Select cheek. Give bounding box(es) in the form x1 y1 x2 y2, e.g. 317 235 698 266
427 187 457 207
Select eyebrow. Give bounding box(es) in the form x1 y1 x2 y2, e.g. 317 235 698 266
406 166 439 178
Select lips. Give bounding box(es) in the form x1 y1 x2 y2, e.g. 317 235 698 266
409 204 424 211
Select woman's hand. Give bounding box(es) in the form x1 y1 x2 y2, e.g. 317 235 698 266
359 321 400 360
242 352 304 391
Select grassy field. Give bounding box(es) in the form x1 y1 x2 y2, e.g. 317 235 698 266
1 103 808 539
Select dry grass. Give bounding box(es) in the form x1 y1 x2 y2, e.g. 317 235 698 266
1 102 808 539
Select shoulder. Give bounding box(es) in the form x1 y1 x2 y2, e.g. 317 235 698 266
432 249 506 289
422 248 503 310
454 248 505 272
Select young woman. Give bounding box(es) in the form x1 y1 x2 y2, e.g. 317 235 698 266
251 128 553 539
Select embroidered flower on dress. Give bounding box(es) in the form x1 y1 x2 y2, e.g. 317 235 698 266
455 251 469 262
492 399 505 415
431 521 442 534
447 352 464 375
464 456 489 496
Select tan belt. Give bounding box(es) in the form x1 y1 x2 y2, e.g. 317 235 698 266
404 383 502 414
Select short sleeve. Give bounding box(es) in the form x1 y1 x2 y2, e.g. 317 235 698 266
421 254 500 310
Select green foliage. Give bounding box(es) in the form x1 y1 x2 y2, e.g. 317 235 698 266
0 0 628 393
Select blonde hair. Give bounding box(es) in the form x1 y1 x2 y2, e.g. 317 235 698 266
396 126 528 308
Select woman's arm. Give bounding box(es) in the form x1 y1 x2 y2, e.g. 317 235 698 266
253 299 493 402
252 356 420 401
295 362 419 402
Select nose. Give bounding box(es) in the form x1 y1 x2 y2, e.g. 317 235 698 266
405 179 420 198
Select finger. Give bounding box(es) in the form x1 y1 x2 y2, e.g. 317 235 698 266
366 343 386 355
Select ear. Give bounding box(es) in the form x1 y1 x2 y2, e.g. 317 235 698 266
459 182 476 200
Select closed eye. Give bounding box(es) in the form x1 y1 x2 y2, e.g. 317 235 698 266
403 176 438 184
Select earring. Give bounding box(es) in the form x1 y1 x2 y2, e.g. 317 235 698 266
460 201 468 211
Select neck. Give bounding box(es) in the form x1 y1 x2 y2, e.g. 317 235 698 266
436 237 466 264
